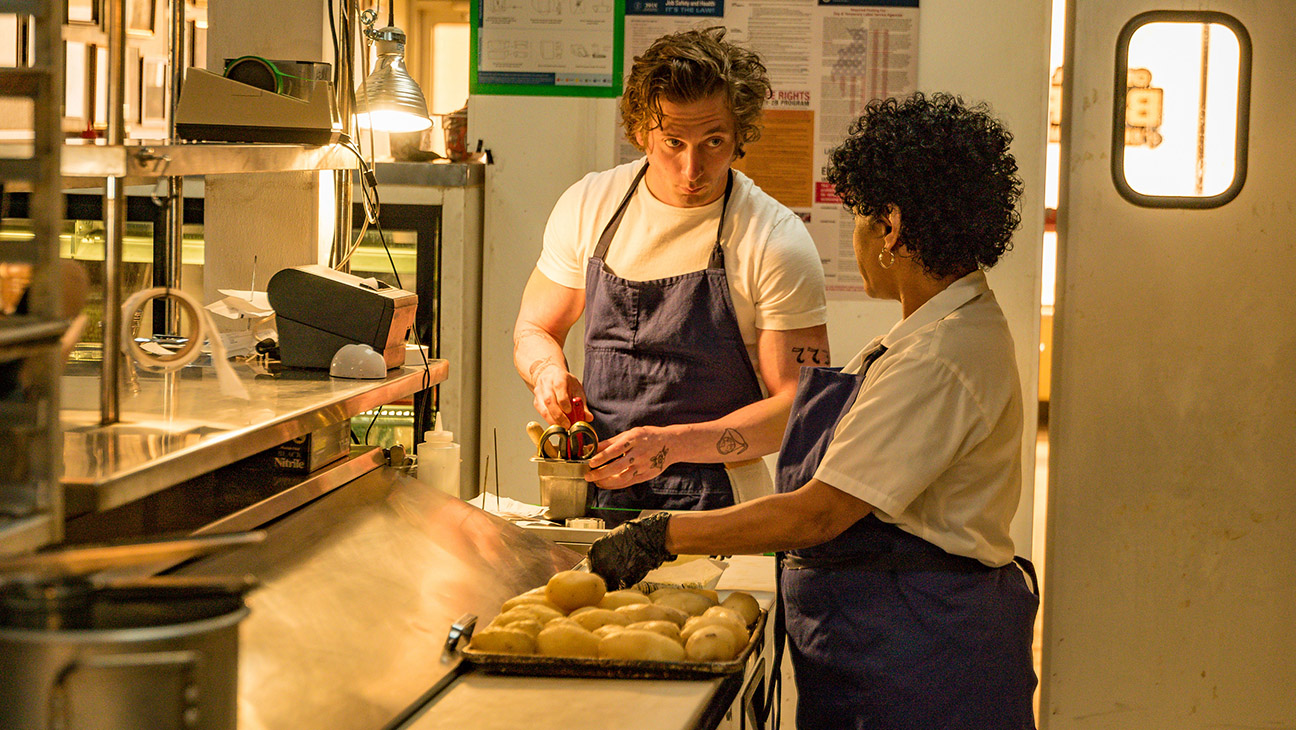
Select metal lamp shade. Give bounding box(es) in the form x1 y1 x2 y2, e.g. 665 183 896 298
355 55 433 133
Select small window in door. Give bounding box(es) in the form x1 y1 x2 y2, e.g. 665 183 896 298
1113 11 1250 208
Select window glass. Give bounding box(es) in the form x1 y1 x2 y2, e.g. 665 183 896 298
1115 14 1248 206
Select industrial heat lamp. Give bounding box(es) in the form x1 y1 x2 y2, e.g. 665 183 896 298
354 5 433 133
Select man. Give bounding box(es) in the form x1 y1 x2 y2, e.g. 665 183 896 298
513 27 829 521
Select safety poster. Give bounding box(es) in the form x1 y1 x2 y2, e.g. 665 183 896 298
471 0 625 97
616 0 920 298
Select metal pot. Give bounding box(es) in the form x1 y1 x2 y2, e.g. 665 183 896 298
0 533 262 730
0 579 248 730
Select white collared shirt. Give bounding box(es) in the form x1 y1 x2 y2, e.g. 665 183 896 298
813 271 1023 566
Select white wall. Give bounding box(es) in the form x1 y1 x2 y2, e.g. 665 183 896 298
473 1 1052 556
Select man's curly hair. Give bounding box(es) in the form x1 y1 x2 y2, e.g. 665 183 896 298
827 93 1023 278
621 27 770 156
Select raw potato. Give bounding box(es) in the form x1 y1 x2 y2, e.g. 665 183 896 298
570 608 631 632
702 605 746 627
683 588 721 603
506 619 544 638
495 605 564 627
615 603 675 625
721 591 761 626
653 590 716 617
536 622 600 658
599 629 687 662
469 627 536 655
593 624 626 639
627 620 681 643
502 594 564 613
546 571 608 613
598 590 652 610
654 604 689 627
650 587 719 604
681 615 748 651
685 625 739 662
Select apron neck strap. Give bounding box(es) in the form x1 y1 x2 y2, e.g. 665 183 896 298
592 163 735 268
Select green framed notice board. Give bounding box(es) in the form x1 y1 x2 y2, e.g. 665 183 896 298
470 0 625 98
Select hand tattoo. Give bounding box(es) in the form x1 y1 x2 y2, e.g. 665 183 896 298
716 428 749 455
650 447 668 470
792 346 829 365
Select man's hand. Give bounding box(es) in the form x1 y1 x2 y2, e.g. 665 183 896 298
513 269 587 426
586 512 676 590
529 360 590 428
585 425 676 488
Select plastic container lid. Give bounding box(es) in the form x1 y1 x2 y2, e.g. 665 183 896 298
423 412 454 445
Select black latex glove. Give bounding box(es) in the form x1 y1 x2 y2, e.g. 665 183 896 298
587 512 676 590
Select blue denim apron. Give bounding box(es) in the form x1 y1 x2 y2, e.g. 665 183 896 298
774 348 1039 730
583 163 764 524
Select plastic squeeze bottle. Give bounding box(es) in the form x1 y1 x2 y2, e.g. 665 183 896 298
418 412 461 497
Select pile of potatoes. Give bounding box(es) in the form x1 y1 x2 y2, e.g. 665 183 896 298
468 570 762 663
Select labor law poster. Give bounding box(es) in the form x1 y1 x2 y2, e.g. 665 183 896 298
618 0 920 298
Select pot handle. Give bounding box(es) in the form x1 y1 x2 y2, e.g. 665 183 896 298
50 650 201 730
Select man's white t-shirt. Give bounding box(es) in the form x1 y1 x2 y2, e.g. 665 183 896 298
813 271 1024 567
537 158 828 373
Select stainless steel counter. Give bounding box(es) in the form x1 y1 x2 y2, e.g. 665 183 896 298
401 557 779 730
175 466 579 730
60 361 447 516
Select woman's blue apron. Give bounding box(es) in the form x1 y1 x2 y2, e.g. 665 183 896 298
773 348 1040 730
582 163 764 526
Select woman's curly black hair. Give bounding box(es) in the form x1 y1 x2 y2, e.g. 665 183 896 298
827 92 1023 278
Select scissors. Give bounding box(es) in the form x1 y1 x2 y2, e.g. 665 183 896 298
537 421 599 461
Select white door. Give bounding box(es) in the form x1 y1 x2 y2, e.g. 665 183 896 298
1043 1 1296 727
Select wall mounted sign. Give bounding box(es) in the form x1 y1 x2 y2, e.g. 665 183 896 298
470 0 624 97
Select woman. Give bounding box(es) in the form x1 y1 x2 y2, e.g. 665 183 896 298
588 92 1038 729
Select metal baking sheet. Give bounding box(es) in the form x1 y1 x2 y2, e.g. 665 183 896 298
460 610 766 680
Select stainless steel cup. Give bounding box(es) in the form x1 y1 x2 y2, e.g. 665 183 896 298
532 457 590 520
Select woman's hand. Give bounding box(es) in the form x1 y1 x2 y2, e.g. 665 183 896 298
585 425 676 488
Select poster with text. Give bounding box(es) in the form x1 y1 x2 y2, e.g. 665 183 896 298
618 0 919 298
473 0 625 97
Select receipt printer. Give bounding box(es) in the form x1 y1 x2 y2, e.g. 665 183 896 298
267 264 417 370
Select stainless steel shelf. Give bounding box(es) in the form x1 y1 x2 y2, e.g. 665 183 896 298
0 141 357 180
60 141 358 180
60 360 447 516
373 161 486 188
0 514 54 558
0 317 65 352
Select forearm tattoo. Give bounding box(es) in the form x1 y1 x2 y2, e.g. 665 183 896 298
528 356 556 382
650 447 668 471
515 327 554 350
716 428 749 455
792 346 829 365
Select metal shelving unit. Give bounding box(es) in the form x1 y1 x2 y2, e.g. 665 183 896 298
3 0 403 534
0 0 65 555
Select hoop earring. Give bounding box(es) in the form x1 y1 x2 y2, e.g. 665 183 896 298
878 248 896 270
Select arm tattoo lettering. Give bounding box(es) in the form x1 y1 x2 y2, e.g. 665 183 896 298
716 428 749 456
792 347 829 365
650 447 668 471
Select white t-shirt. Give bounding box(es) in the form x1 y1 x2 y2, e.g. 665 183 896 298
536 158 828 370
813 271 1024 567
